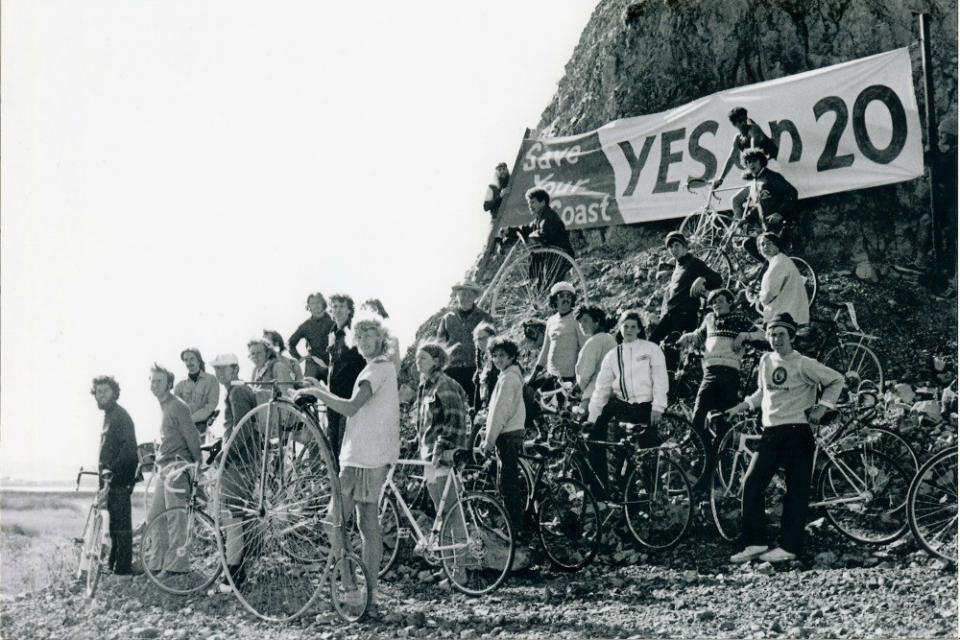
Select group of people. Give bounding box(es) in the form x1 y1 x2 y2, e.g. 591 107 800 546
91 107 842 610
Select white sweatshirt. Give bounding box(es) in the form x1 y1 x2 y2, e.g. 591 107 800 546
588 339 669 422
760 253 810 325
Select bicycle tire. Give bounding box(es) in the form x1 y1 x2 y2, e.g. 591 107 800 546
791 257 818 307
85 512 105 598
818 448 909 545
440 492 513 596
329 553 372 623
141 506 222 595
374 495 402 577
658 412 708 490
488 246 587 327
536 476 600 571
822 341 884 393
692 246 733 285
624 451 693 549
679 211 732 247
75 505 96 580
831 425 918 477
907 448 958 563
142 472 156 523
213 400 339 622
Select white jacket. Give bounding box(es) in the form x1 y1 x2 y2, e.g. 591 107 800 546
588 339 669 422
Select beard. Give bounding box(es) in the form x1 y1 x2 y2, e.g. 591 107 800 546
96 399 113 410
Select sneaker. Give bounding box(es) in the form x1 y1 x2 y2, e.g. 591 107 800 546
729 545 769 563
758 547 796 563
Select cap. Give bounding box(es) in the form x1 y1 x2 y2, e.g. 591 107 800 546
766 313 798 334
451 280 483 295
549 281 577 297
664 231 688 248
211 353 239 367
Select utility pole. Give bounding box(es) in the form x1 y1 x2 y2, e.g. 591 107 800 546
916 12 941 265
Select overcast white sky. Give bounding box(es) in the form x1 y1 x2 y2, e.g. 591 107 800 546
0 0 600 481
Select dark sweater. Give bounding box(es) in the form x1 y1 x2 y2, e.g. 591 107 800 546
99 403 139 485
288 313 336 362
663 253 722 316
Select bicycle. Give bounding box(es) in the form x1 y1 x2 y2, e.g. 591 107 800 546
799 301 884 392
680 179 818 306
73 468 112 597
212 380 370 623
552 416 694 550
709 410 912 546
139 456 223 595
906 446 958 564
375 451 515 595
480 232 588 329
134 441 158 536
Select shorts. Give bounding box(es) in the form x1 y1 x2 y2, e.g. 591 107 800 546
339 465 389 504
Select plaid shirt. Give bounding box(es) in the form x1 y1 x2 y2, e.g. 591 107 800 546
417 371 472 464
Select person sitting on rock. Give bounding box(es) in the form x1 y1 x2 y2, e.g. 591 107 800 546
649 231 722 347
751 233 809 327
529 281 586 398
725 313 843 564
509 188 576 289
713 106 780 219
483 162 511 220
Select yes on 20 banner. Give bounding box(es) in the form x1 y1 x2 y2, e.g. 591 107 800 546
496 48 923 231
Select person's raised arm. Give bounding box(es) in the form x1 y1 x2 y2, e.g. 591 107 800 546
716 143 739 185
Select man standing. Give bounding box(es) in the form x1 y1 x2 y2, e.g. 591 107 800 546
713 107 780 218
326 293 367 460
143 364 202 576
649 231 722 345
289 292 336 380
211 353 258 589
726 313 843 563
174 348 220 439
437 280 494 401
92 375 139 575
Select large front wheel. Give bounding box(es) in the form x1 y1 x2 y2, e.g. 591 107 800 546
488 247 586 326
440 493 513 596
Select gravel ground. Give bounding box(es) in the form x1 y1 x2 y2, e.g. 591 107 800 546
2 521 955 640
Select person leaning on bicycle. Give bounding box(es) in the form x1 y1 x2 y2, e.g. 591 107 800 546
528 281 586 398
676 288 764 488
725 313 844 564
92 375 140 576
583 309 669 500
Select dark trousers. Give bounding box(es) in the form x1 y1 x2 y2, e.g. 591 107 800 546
327 411 345 461
692 366 741 487
107 484 134 574
589 398 653 499
741 423 815 554
649 307 698 351
445 366 476 404
495 430 526 541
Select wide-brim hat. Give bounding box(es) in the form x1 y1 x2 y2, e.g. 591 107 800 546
451 280 483 295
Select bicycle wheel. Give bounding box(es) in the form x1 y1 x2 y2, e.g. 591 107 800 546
213 400 339 622
329 553 371 623
536 476 600 571
832 426 918 477
709 429 752 541
624 451 693 549
439 492 513 596
692 246 733 285
75 505 96 580
818 448 909 544
658 412 708 490
907 448 958 563
679 211 731 247
488 246 587 327
85 512 105 598
375 495 402 577
822 341 884 393
791 257 818 307
141 506 222 594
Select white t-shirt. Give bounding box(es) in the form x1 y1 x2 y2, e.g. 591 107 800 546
340 358 401 468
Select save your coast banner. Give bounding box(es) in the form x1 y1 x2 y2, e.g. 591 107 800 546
495 47 924 231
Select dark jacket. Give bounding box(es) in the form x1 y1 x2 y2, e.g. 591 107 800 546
522 206 575 258
753 167 798 222
99 403 139 486
663 253 723 316
288 313 335 362
328 324 366 397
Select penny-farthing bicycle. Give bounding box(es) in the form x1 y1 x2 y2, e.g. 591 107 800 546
212 380 370 623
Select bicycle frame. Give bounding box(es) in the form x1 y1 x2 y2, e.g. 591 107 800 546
382 460 476 558
477 234 530 309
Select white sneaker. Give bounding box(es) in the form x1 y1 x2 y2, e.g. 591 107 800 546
758 547 796 563
729 545 769 563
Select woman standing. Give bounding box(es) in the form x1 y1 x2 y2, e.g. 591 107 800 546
574 306 617 412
